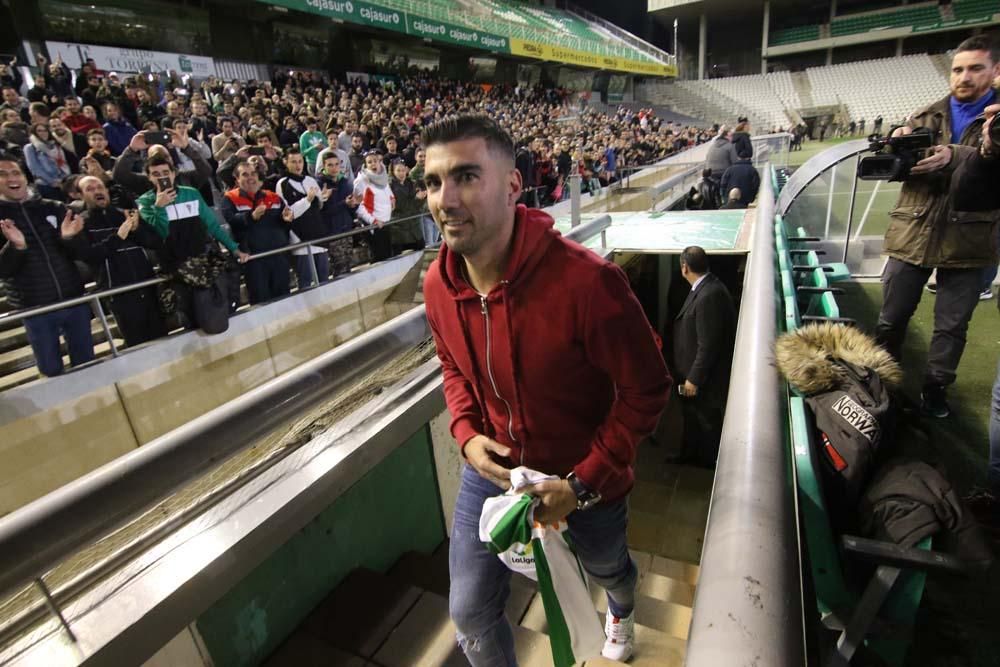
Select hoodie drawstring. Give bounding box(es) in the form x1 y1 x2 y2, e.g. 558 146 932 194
455 298 496 440
501 284 531 465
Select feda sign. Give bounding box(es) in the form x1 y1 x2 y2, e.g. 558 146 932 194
45 41 215 76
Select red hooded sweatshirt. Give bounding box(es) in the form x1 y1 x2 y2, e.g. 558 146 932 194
425 204 672 502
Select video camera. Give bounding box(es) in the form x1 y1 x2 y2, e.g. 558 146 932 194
857 127 934 181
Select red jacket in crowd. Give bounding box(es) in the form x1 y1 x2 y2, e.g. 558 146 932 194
425 204 672 502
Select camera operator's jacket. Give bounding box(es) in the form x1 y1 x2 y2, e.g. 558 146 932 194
884 95 999 268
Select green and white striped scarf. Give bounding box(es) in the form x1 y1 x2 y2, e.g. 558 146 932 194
479 467 605 667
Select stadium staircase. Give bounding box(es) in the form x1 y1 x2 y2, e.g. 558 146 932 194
790 72 816 112
636 81 743 128
263 540 697 665
638 54 949 131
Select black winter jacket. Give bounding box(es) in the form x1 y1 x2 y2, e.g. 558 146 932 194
0 197 86 308
277 174 327 242
721 159 761 206
79 206 161 289
316 174 356 235
861 457 993 568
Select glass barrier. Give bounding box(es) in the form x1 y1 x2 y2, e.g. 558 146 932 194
781 150 902 277
752 133 792 169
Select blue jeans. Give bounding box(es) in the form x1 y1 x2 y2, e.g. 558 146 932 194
23 303 95 376
449 465 636 667
989 358 1000 493
294 252 330 289
421 215 439 248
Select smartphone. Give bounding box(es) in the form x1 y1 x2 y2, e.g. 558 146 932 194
156 177 172 192
247 146 267 156
145 131 171 146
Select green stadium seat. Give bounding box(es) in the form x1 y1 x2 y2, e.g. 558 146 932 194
786 394 961 665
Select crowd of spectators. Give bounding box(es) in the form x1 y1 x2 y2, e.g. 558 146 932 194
0 52 716 377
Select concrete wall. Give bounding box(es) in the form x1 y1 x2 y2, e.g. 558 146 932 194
0 253 422 517
194 426 445 667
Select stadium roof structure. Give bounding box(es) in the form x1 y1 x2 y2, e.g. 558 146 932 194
258 0 677 76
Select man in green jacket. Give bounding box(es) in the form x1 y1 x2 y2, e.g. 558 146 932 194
137 154 248 269
298 117 326 174
876 35 1000 418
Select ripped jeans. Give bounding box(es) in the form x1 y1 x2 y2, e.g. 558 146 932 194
449 464 636 666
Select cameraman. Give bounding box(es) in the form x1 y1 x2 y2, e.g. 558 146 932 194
875 35 1000 419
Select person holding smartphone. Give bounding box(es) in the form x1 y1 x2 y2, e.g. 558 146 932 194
112 128 212 198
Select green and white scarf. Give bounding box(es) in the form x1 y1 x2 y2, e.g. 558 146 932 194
479 467 605 667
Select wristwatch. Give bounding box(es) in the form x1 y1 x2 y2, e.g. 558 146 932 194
566 472 602 511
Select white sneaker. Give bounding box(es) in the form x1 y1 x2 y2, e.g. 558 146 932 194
602 610 635 661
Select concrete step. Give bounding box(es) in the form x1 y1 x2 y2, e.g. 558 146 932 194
301 567 422 659
0 319 121 376
521 586 692 641
372 589 553 667
0 335 123 385
386 543 538 626
387 548 451 598
263 630 372 666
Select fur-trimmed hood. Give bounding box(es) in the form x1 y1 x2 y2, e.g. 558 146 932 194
775 322 902 395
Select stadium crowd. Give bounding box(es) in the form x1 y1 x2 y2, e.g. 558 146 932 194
0 55 719 376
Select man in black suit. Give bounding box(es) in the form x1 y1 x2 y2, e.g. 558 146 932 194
670 246 737 467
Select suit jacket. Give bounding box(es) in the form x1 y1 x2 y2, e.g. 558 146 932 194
672 273 737 393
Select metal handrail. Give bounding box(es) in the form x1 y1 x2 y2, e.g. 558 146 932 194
686 167 806 665
0 211 618 603
0 209 431 348
0 306 432 600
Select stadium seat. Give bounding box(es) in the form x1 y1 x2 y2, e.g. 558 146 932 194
786 395 952 666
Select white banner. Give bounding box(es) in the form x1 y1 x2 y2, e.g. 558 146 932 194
44 41 215 77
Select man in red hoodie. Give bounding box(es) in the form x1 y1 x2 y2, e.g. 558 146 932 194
422 114 671 664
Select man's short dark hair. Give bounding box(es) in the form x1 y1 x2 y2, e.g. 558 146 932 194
285 145 302 157
681 246 709 274
145 154 175 174
87 128 105 138
61 174 83 198
421 114 515 164
234 159 259 179
956 35 1000 63
29 102 49 117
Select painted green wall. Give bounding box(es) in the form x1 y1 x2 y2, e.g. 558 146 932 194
195 426 445 666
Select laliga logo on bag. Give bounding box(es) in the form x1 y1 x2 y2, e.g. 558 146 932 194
503 541 535 572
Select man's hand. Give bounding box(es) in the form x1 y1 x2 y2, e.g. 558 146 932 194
116 218 133 240
891 125 913 138
168 128 189 150
0 219 26 249
981 104 1000 154
235 145 252 158
251 203 267 221
910 145 952 175
128 132 148 152
320 185 332 203
154 188 177 208
526 478 577 524
346 194 359 207
236 250 251 263
683 379 699 397
60 211 84 239
464 435 512 489
282 207 295 223
306 186 319 202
